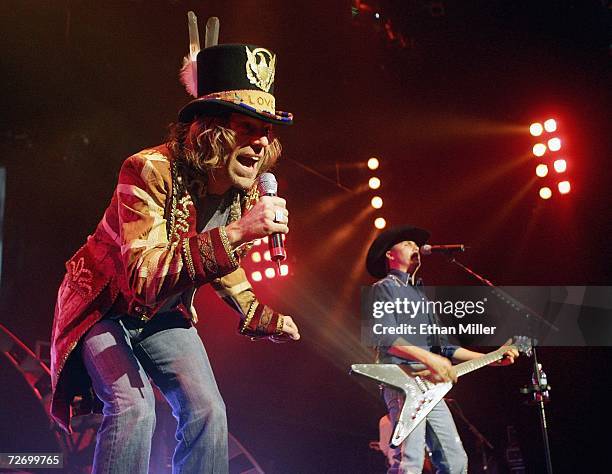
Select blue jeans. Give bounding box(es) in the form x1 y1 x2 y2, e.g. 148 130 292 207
81 313 228 474
383 387 467 474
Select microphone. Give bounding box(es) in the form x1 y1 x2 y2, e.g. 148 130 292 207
420 244 466 255
257 173 287 272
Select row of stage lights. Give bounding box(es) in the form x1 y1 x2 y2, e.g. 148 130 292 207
245 119 569 282
248 236 289 281
529 118 571 200
364 119 567 222
367 157 387 229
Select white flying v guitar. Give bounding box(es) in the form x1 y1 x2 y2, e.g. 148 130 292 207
351 336 532 448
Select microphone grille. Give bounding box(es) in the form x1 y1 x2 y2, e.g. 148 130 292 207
257 172 278 195
420 244 432 256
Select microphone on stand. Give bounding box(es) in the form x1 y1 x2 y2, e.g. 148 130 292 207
257 173 286 274
420 244 466 256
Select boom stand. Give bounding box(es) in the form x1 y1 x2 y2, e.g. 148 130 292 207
449 257 555 474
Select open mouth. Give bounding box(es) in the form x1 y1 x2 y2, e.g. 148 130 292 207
237 154 260 169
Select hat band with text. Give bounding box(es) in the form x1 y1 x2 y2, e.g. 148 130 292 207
201 89 276 115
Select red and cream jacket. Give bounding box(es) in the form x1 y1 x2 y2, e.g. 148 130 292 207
50 145 282 432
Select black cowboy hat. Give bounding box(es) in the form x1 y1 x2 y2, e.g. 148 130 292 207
178 44 293 125
365 225 430 278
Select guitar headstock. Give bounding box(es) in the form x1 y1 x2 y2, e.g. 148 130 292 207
512 336 534 356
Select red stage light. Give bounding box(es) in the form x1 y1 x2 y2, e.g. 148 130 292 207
264 268 275 279
371 196 383 209
553 159 567 173
251 251 262 263
367 157 380 170
539 187 552 200
369 177 381 189
264 250 271 261
529 123 543 137
547 137 561 152
533 143 547 157
544 119 557 132
251 271 262 282
374 217 386 229
535 164 549 178
280 264 289 276
558 181 571 194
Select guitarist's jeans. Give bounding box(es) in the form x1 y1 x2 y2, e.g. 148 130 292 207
383 387 467 474
81 314 229 474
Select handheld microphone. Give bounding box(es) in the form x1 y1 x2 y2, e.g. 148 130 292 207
257 173 287 272
420 244 466 255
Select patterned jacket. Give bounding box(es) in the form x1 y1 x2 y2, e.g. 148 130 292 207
50 145 281 433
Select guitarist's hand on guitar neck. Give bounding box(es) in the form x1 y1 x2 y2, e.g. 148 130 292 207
489 343 519 366
452 340 520 367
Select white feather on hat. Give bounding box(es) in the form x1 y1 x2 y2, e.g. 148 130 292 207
179 11 201 99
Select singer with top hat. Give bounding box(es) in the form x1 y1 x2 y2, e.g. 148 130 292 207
49 14 300 474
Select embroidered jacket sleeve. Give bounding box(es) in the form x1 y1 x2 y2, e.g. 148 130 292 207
116 153 239 311
211 267 284 338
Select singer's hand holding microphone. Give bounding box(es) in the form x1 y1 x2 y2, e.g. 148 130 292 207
226 196 289 248
226 196 289 247
224 173 299 341
224 196 288 246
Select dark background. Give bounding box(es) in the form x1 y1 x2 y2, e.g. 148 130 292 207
1 1 610 472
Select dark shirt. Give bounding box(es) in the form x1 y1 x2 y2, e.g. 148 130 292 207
137 188 239 317
374 269 458 364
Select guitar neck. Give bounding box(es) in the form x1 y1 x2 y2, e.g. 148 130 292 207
455 346 515 377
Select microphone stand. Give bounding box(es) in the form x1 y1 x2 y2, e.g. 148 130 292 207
448 257 555 474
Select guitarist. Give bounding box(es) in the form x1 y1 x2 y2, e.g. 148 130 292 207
365 225 518 474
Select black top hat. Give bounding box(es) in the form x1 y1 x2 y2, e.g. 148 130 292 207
365 225 430 278
178 44 293 125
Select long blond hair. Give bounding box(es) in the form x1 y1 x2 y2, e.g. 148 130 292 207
167 115 282 177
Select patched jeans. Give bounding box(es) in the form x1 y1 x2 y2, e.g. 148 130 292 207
383 387 468 474
81 314 228 474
